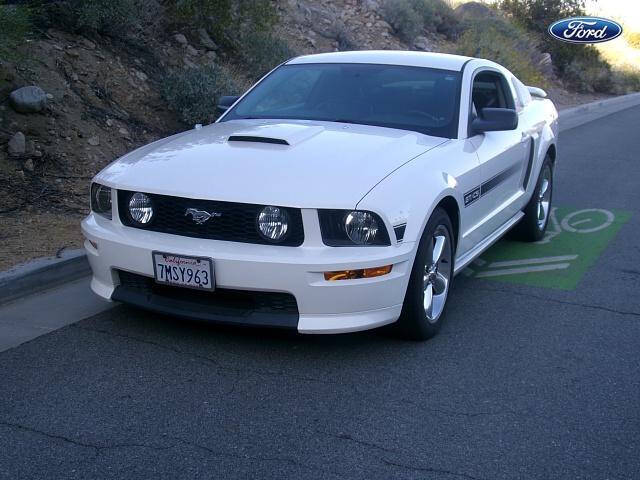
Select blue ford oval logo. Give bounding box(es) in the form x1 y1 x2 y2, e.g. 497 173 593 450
549 17 622 44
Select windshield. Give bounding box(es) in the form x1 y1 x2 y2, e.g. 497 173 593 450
221 63 461 138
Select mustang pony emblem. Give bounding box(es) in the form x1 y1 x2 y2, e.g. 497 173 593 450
185 208 221 224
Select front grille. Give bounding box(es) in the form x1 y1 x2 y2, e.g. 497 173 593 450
114 271 299 329
117 190 304 246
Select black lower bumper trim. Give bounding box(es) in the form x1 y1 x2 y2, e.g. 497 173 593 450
112 271 299 330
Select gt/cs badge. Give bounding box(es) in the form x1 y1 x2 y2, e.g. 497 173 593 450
464 187 481 207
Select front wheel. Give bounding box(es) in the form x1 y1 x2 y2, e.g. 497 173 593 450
515 156 553 242
395 207 454 341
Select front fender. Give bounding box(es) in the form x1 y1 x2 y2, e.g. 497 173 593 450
356 152 463 247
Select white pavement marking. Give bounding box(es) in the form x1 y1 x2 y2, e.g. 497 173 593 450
0 277 112 352
475 263 571 278
488 255 578 268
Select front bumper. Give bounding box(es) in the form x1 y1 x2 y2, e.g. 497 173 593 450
81 211 415 333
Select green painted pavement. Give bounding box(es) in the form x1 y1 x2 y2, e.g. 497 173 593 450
467 207 632 290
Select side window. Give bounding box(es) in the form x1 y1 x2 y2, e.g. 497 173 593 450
471 71 515 115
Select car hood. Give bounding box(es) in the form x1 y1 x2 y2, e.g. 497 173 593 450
95 119 447 208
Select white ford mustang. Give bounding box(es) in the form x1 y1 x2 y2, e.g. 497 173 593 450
82 51 558 339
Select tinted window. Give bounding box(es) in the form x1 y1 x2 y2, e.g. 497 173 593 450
222 63 462 138
472 71 515 113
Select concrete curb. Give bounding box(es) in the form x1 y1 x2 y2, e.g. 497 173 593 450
558 92 640 132
1 92 639 305
0 249 90 305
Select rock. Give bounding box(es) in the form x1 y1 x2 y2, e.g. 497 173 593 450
81 37 96 50
23 158 34 172
134 69 148 82
454 1 496 21
9 86 47 114
33 150 43 158
362 0 379 11
173 33 188 46
183 58 197 69
204 51 217 63
65 49 80 58
46 93 54 100
106 118 114 127
186 45 199 56
87 136 100 146
8 132 26 157
197 28 218 50
413 36 431 51
118 127 131 139
538 52 554 76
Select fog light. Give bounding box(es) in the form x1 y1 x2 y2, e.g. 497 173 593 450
324 265 392 281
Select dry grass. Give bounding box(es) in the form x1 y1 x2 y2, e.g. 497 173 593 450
0 213 84 271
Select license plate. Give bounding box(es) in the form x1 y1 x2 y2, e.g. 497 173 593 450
152 252 214 290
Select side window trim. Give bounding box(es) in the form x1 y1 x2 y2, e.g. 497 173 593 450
468 66 516 136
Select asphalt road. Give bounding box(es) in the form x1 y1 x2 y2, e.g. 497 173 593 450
1 106 640 480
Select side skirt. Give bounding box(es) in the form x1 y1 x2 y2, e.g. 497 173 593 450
453 212 524 275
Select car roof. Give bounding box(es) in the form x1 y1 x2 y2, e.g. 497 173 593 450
286 50 475 71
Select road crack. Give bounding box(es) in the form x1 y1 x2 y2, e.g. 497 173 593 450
382 458 488 480
0 420 172 458
317 430 396 453
169 436 341 476
73 324 332 385
474 286 640 318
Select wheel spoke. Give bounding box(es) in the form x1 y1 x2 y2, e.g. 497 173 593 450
432 235 445 265
540 178 549 197
538 201 546 221
433 272 448 295
423 283 433 318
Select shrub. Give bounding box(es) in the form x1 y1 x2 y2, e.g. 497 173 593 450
0 4 32 61
329 21 359 51
381 0 460 42
48 0 162 39
162 65 238 125
611 68 640 94
626 31 640 49
456 18 546 86
168 0 275 42
381 0 423 42
240 31 296 81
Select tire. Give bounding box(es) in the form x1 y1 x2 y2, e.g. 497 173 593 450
515 156 553 242
395 207 454 341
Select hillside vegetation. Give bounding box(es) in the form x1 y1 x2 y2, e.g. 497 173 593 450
0 0 638 268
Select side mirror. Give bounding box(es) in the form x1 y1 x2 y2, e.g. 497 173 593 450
216 95 240 114
471 108 518 134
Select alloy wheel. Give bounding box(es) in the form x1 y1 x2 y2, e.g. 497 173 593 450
423 225 452 323
537 165 552 230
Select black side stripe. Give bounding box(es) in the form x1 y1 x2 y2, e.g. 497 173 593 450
522 138 535 190
464 163 522 207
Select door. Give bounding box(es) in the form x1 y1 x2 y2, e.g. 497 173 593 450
468 70 529 238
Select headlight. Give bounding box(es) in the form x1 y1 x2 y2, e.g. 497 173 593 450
90 183 112 219
345 211 379 245
257 206 289 242
128 192 154 224
318 210 390 246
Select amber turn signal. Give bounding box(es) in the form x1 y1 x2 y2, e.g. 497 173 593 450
324 265 392 281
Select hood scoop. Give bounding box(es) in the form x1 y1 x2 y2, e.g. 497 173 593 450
228 135 289 145
225 123 325 147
